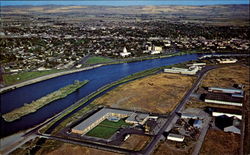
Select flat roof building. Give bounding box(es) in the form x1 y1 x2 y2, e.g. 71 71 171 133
205 93 243 107
164 66 199 75
208 87 243 94
71 108 150 135
167 133 185 142
71 108 134 135
212 108 242 120
181 113 199 119
125 113 149 125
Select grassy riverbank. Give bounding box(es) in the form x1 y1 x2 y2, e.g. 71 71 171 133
2 80 89 122
2 69 64 86
85 56 113 64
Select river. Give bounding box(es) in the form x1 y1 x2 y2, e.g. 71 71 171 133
0 54 201 137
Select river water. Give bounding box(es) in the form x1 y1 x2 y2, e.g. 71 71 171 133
0 54 201 137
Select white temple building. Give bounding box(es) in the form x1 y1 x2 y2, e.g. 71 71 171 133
120 47 131 57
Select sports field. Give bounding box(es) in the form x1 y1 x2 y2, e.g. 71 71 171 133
86 119 130 139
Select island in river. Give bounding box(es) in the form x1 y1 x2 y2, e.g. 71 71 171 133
2 80 89 122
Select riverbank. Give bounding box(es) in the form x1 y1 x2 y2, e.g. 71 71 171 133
0 64 102 94
2 80 89 122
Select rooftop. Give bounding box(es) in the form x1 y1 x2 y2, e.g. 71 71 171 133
72 108 134 131
205 92 244 104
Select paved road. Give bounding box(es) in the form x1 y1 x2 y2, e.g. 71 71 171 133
192 115 212 155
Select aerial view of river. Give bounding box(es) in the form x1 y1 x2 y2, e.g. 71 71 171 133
0 54 201 137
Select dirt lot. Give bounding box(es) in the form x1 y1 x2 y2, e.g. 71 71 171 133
36 140 120 155
201 65 250 94
200 129 240 155
92 73 196 114
153 141 193 155
120 134 151 151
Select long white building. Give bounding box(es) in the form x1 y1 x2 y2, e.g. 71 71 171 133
164 66 199 75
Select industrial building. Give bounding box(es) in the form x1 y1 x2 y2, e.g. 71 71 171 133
163 66 199 75
205 93 243 106
223 118 241 134
208 87 244 96
216 58 237 64
71 108 149 135
181 113 199 119
167 133 185 142
205 87 244 107
212 108 242 120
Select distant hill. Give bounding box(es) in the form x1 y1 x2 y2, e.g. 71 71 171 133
1 5 249 26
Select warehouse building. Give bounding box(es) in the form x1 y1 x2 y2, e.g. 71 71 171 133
212 108 242 120
181 113 199 119
71 108 149 135
163 66 199 75
205 93 243 106
216 58 237 64
208 87 244 95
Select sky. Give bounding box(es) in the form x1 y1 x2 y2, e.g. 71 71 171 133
1 0 249 6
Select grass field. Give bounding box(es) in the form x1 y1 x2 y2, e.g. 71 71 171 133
3 69 63 85
86 119 130 139
86 56 113 64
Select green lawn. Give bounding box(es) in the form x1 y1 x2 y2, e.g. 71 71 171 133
85 126 118 139
85 119 130 139
3 69 63 85
86 56 113 64
100 119 130 128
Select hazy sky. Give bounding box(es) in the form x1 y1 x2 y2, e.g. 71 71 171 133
1 0 249 6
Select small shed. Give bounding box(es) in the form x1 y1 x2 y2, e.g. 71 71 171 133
167 133 185 142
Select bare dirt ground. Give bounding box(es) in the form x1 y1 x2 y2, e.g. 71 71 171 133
92 73 196 114
153 141 193 155
201 65 250 94
36 140 120 155
120 134 151 151
200 129 240 155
